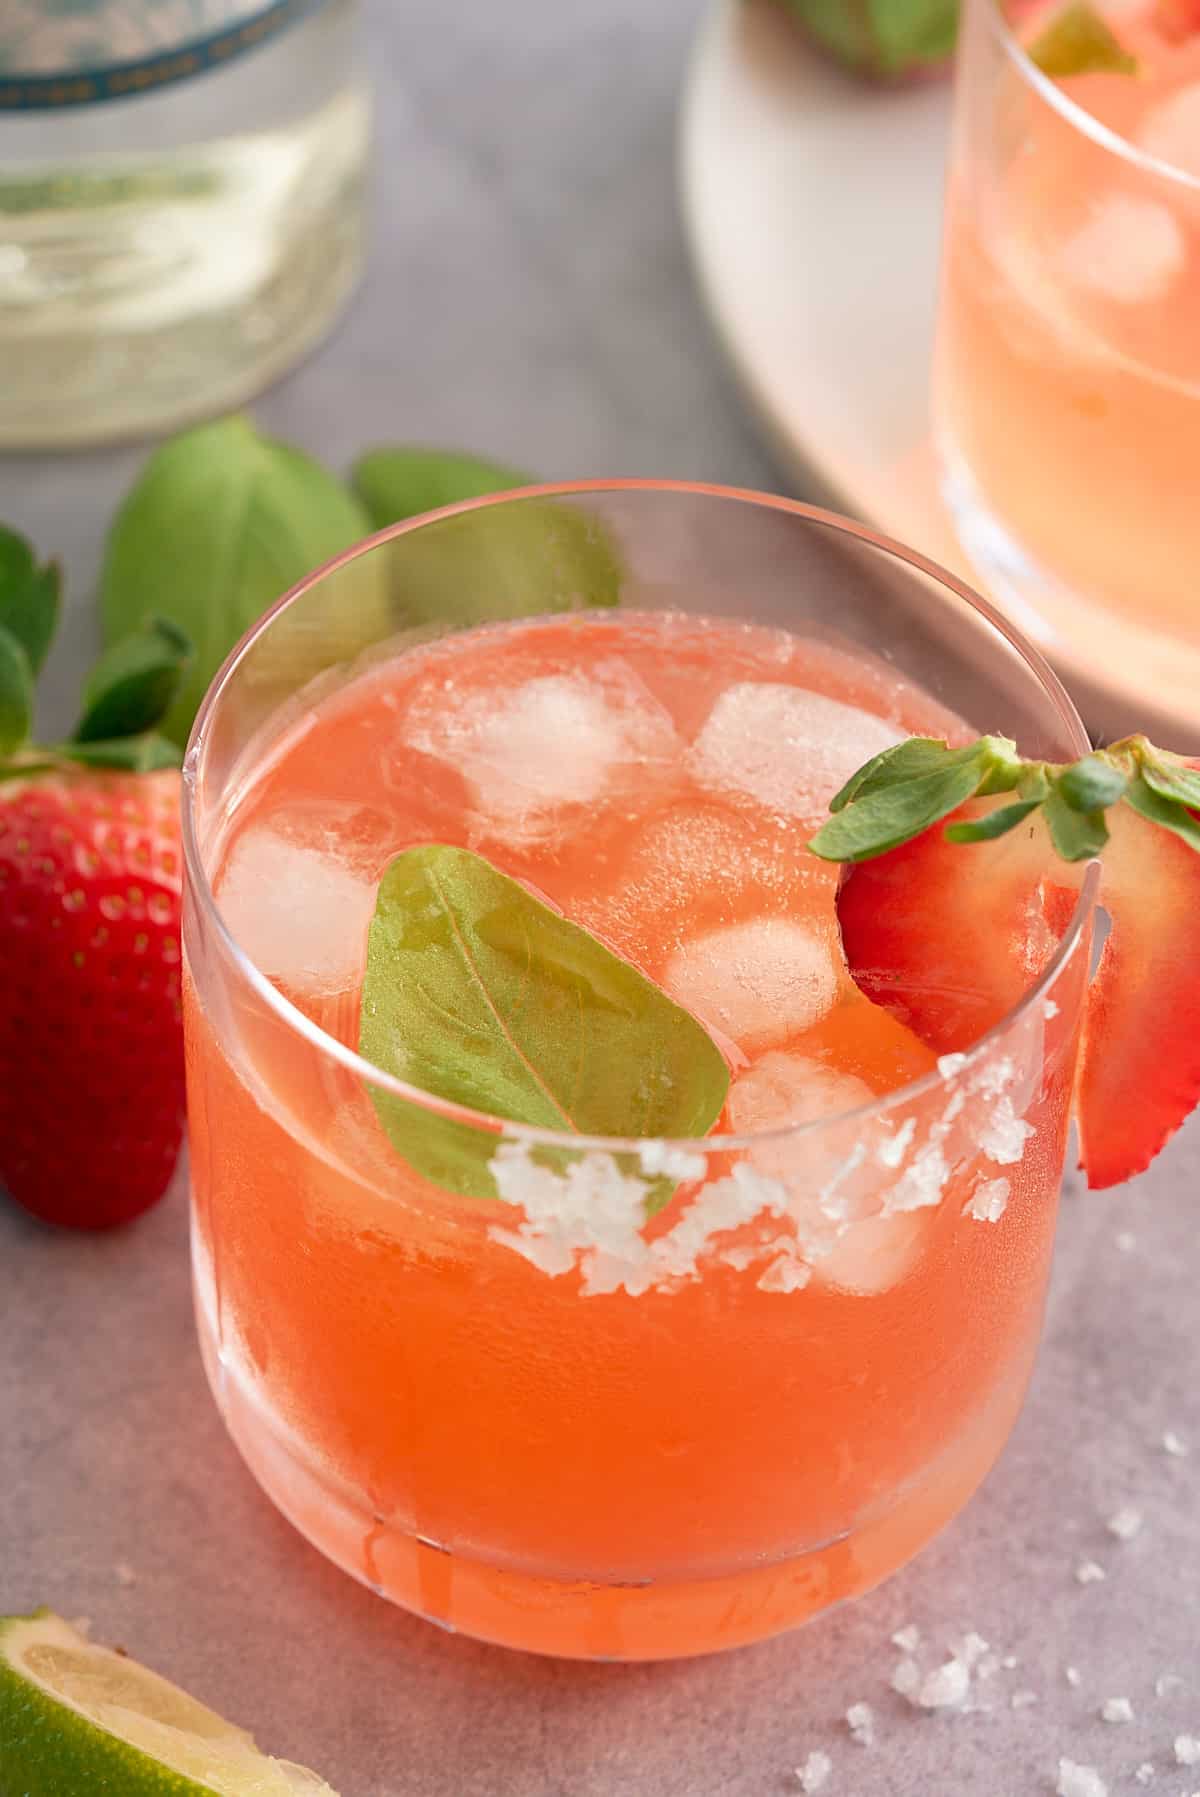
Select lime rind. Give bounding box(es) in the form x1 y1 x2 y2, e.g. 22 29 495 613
0 1610 338 1797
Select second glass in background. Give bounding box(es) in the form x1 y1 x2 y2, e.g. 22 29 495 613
934 0 1200 734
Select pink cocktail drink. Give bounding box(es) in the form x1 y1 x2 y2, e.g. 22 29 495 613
182 486 1094 1658
936 0 1200 723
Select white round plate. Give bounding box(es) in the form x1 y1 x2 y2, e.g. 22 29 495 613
679 0 1194 745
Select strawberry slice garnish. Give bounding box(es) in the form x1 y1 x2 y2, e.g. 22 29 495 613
835 804 1060 1054
1072 798 1200 1187
0 527 191 1229
811 734 1200 1190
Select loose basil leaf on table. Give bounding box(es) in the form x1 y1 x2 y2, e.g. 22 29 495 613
352 448 535 529
353 445 623 627
0 525 59 678
100 415 379 746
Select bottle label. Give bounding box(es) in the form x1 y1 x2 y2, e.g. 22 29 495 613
0 0 326 110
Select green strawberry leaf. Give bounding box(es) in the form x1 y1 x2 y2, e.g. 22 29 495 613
359 844 729 1203
0 625 34 758
1056 752 1128 812
867 0 960 69
1123 769 1200 853
812 732 1200 867
351 448 533 530
1137 747 1200 811
944 791 1047 843
1042 785 1109 860
73 616 191 745
0 526 59 677
829 737 985 813
779 0 956 74
810 759 992 862
1027 0 1139 75
100 416 379 747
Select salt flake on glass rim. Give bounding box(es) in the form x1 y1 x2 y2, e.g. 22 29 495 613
964 1177 1010 1224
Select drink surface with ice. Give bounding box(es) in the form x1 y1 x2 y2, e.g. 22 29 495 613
186 609 1078 1658
936 0 1200 699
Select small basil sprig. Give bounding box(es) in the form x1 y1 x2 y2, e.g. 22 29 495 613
809 734 1200 865
0 524 190 779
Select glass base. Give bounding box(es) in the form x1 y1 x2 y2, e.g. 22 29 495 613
194 1258 1034 1661
938 440 1200 747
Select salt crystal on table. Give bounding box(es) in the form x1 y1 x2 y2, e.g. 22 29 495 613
1176 1738 1200 1767
1057 1760 1108 1797
1001 1655 1019 1671
1134 1769 1155 1788
1115 1231 1136 1253
1076 1560 1107 1585
1107 1506 1143 1541
1163 1431 1189 1458
956 1633 990 1669
797 1750 832 1792
892 1624 921 1653
845 1703 874 1746
1066 1667 1083 1688
917 1659 970 1710
892 1657 922 1700
1101 1697 1134 1724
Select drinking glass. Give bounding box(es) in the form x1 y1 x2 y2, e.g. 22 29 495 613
181 483 1096 1660
935 0 1200 734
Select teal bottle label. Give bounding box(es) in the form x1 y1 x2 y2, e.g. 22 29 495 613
0 0 325 109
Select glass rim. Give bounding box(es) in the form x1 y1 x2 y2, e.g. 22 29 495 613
987 0 1200 196
181 477 1100 1158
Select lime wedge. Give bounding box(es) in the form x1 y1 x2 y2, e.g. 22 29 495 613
0 1610 338 1797
1027 1 1140 75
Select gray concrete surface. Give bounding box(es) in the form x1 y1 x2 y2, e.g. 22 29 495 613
2 2 1197 1792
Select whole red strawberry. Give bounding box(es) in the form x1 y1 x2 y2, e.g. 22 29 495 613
0 527 191 1228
